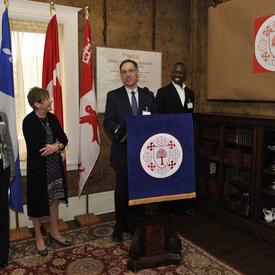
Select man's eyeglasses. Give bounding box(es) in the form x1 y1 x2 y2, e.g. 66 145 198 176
120 68 137 75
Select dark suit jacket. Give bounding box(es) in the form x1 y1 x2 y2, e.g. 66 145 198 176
104 86 157 170
0 111 15 177
156 82 194 114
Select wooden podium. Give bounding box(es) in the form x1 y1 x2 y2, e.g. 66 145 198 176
127 206 181 272
126 114 195 272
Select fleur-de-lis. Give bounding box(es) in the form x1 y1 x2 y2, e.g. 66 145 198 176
2 48 12 63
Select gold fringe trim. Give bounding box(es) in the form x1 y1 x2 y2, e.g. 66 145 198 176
128 192 196 206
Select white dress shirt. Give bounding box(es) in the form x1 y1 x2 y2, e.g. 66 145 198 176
172 81 186 107
125 86 139 108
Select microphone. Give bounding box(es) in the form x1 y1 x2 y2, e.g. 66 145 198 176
113 118 127 143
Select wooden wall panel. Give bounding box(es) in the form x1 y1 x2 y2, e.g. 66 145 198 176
26 0 275 197
155 0 191 86
25 0 193 197
106 0 153 50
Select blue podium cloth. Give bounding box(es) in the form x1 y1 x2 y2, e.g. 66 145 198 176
127 113 196 205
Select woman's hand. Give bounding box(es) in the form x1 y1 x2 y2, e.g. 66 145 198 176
40 143 59 156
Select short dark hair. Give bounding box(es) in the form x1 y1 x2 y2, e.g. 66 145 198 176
119 59 138 71
173 62 186 68
27 87 49 109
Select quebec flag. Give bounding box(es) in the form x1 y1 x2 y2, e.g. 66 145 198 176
0 8 23 212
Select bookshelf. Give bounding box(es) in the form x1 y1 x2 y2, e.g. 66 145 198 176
194 113 275 242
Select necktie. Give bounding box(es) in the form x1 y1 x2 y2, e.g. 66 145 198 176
131 91 138 115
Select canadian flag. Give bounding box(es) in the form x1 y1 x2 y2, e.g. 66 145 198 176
42 13 67 197
78 18 100 195
42 14 63 127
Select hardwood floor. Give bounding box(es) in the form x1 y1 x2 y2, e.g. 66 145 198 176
82 208 273 275
170 211 275 275
98 210 274 275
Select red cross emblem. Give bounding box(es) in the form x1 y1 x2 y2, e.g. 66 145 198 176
147 162 156 171
140 133 184 178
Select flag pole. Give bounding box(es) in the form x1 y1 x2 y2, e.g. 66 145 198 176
76 172 101 227
84 6 91 220
74 6 101 227
85 6 89 19
50 2 55 16
10 213 32 242
85 175 89 215
40 1 69 233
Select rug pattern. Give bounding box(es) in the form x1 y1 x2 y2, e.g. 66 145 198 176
0 222 241 275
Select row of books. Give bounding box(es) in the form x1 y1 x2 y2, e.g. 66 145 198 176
225 148 252 169
200 160 217 175
225 128 252 146
225 167 251 188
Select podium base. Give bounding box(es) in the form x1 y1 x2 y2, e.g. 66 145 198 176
128 252 181 272
127 207 181 272
74 213 101 227
42 219 69 233
9 226 32 242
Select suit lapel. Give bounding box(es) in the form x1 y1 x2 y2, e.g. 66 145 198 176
138 87 148 114
184 87 193 109
170 82 183 105
120 86 133 115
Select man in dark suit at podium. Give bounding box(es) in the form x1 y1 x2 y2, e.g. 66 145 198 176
104 59 157 242
156 62 197 216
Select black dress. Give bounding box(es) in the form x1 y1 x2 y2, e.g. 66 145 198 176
40 117 65 207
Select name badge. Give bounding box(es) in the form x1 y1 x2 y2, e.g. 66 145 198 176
187 102 193 109
142 110 151 115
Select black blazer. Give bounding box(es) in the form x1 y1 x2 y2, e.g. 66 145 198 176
104 86 157 169
23 111 68 217
0 111 15 177
156 82 194 114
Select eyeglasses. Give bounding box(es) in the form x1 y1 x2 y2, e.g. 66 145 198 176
120 68 137 75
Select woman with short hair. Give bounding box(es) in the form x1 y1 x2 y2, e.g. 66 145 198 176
23 87 71 256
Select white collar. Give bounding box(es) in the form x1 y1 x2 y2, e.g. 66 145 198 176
125 86 138 94
172 81 186 90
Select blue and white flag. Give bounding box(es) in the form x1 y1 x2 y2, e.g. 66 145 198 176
0 8 23 212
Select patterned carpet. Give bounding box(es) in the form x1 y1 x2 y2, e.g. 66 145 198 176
0 221 241 274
